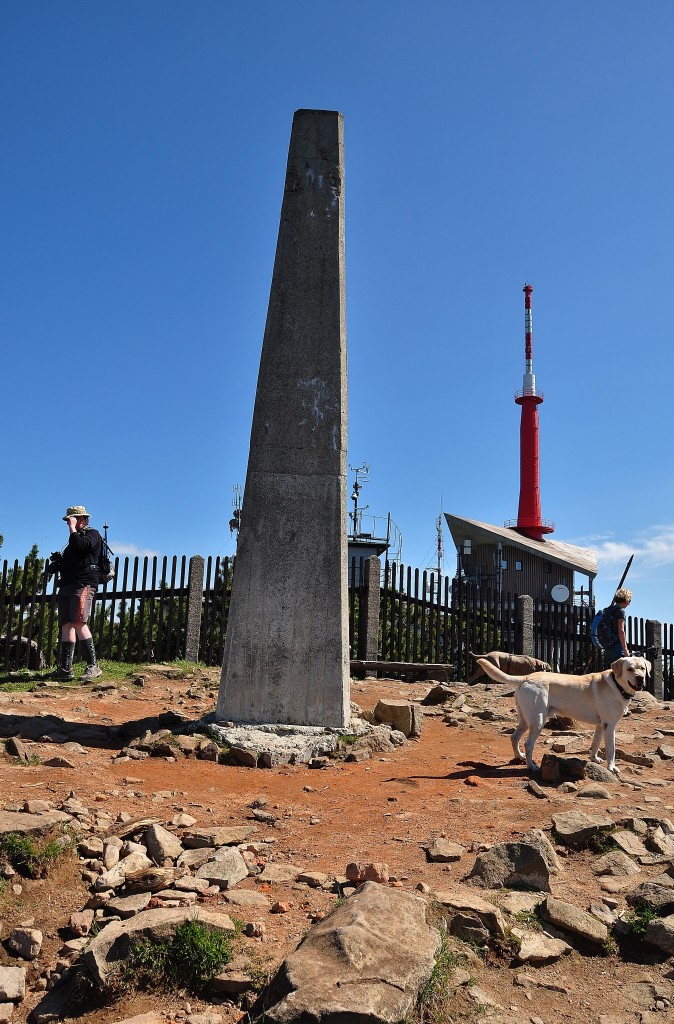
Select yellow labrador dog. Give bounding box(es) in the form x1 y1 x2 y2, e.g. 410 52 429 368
476 656 651 773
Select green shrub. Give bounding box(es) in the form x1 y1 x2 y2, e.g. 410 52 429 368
625 906 658 938
410 929 467 1024
0 832 70 878
119 920 233 993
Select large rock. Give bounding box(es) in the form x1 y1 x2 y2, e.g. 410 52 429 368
182 826 256 849
649 824 674 857
467 832 560 892
434 886 506 937
592 851 641 877
144 824 183 862
424 839 465 863
221 889 272 909
551 811 614 845
612 830 649 859
0 966 25 1002
0 810 71 838
105 893 153 918
251 882 440 1024
372 699 422 738
6 927 42 960
258 863 304 884
511 928 571 963
94 851 153 892
540 897 608 945
195 847 249 889
82 907 236 986
626 882 674 914
644 913 674 954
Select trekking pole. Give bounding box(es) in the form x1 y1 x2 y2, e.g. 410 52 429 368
614 555 634 599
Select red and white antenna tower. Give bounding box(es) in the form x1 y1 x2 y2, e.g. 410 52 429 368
510 283 554 541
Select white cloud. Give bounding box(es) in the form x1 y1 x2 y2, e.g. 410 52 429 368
576 525 674 576
110 541 161 558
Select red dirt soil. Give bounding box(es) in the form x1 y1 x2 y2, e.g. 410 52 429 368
0 668 673 1024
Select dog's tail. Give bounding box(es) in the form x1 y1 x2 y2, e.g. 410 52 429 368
476 658 526 686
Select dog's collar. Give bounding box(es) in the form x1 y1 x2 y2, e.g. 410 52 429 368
610 671 634 701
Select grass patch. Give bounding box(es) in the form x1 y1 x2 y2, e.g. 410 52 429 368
12 753 41 767
339 734 359 746
0 658 208 689
150 732 182 751
625 906 658 938
0 679 40 691
245 948 275 991
0 831 73 879
587 829 618 855
114 920 233 995
410 928 466 1024
514 908 542 930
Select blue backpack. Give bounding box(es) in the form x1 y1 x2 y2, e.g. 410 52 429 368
590 608 613 650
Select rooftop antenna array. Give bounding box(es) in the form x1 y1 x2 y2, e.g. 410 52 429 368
229 484 243 547
348 463 370 537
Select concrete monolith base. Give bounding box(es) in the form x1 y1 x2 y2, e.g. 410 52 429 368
217 109 350 728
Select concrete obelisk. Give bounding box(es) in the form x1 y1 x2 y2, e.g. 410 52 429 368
217 109 350 728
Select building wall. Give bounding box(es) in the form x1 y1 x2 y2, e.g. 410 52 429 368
459 542 574 602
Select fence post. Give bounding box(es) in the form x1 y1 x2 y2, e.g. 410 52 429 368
185 556 205 663
516 595 534 656
646 619 663 700
358 555 381 664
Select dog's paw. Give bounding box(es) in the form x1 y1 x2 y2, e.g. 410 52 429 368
608 764 621 775
590 753 602 764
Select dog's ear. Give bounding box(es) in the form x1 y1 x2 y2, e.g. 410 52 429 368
645 658 652 674
611 658 625 679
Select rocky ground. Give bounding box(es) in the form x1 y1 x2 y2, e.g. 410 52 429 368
0 665 673 1024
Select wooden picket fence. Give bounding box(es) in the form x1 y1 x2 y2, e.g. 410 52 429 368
0 554 671 700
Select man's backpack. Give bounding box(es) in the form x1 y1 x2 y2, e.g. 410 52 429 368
590 607 613 650
98 531 115 586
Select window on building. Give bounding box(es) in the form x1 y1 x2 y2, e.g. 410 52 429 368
501 559 508 570
463 540 472 555
515 560 522 571
544 562 552 573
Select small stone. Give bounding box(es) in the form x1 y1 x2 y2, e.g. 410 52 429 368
69 911 95 937
577 783 611 799
6 927 42 960
270 901 292 913
43 756 75 768
296 871 329 887
424 838 465 863
345 862 389 884
0 966 25 1002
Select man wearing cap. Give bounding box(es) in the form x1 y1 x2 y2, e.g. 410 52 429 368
51 506 103 682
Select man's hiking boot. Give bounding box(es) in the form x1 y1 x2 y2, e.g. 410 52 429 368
50 666 74 681
81 664 103 682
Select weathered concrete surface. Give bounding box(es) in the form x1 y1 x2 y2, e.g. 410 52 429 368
217 109 350 729
250 881 440 1024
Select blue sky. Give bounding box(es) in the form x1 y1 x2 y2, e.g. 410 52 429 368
1 1 673 622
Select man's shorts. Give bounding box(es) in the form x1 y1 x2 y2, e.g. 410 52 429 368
57 584 95 627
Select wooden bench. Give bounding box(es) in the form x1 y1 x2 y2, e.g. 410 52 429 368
350 660 455 683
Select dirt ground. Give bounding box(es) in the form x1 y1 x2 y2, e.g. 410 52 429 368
0 667 673 1024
